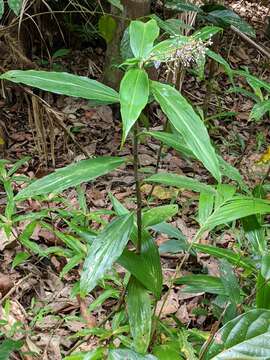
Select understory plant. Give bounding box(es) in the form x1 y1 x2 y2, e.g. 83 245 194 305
1 17 270 360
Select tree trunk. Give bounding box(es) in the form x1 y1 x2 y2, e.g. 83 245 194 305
103 0 151 89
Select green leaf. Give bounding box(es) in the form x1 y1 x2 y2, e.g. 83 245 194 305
142 205 178 228
60 254 84 278
256 273 270 309
0 339 23 360
52 48 70 59
150 15 192 36
150 36 188 62
175 275 226 295
107 0 123 11
242 215 266 255
159 239 188 254
208 9 255 37
145 173 216 194
151 81 221 182
120 27 133 60
198 192 215 226
98 15 117 44
219 260 241 305
153 222 190 254
109 196 162 297
199 196 270 236
144 131 193 158
129 19 159 59
108 349 157 360
202 309 270 359
236 70 270 93
250 100 270 122
261 254 270 281
145 131 246 189
193 244 255 272
15 157 124 200
12 252 30 268
120 68 149 145
127 277 152 354
64 348 104 359
80 214 133 295
165 0 202 13
118 232 162 298
192 26 222 41
1 70 119 105
8 0 22 15
217 156 248 192
153 341 183 360
206 49 233 82
0 0 4 19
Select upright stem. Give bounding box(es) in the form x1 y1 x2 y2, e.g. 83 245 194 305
133 121 142 254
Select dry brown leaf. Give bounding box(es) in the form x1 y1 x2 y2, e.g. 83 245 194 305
156 290 179 317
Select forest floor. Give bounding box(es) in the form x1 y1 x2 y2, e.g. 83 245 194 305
0 1 270 359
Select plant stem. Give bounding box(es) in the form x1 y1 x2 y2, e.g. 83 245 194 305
133 121 142 254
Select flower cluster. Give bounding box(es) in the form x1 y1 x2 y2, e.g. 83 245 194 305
153 37 213 70
173 38 212 67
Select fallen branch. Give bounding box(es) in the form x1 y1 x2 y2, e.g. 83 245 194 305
231 25 270 59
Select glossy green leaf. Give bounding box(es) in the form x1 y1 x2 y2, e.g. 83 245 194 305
202 309 270 359
198 196 270 236
127 277 152 354
153 222 190 253
159 239 188 254
175 275 226 295
107 0 123 11
193 243 255 272
118 231 162 298
261 254 270 281
151 81 221 182
145 173 216 194
215 184 236 207
98 15 117 44
15 157 124 200
250 100 270 122
144 131 193 158
1 70 119 105
120 68 149 145
109 196 162 297
219 260 241 305
242 215 266 255
80 214 133 295
142 205 178 228
108 349 157 360
0 339 23 360
192 26 222 41
129 19 159 59
8 0 22 15
208 9 255 37
152 222 186 241
198 192 215 226
165 0 202 13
